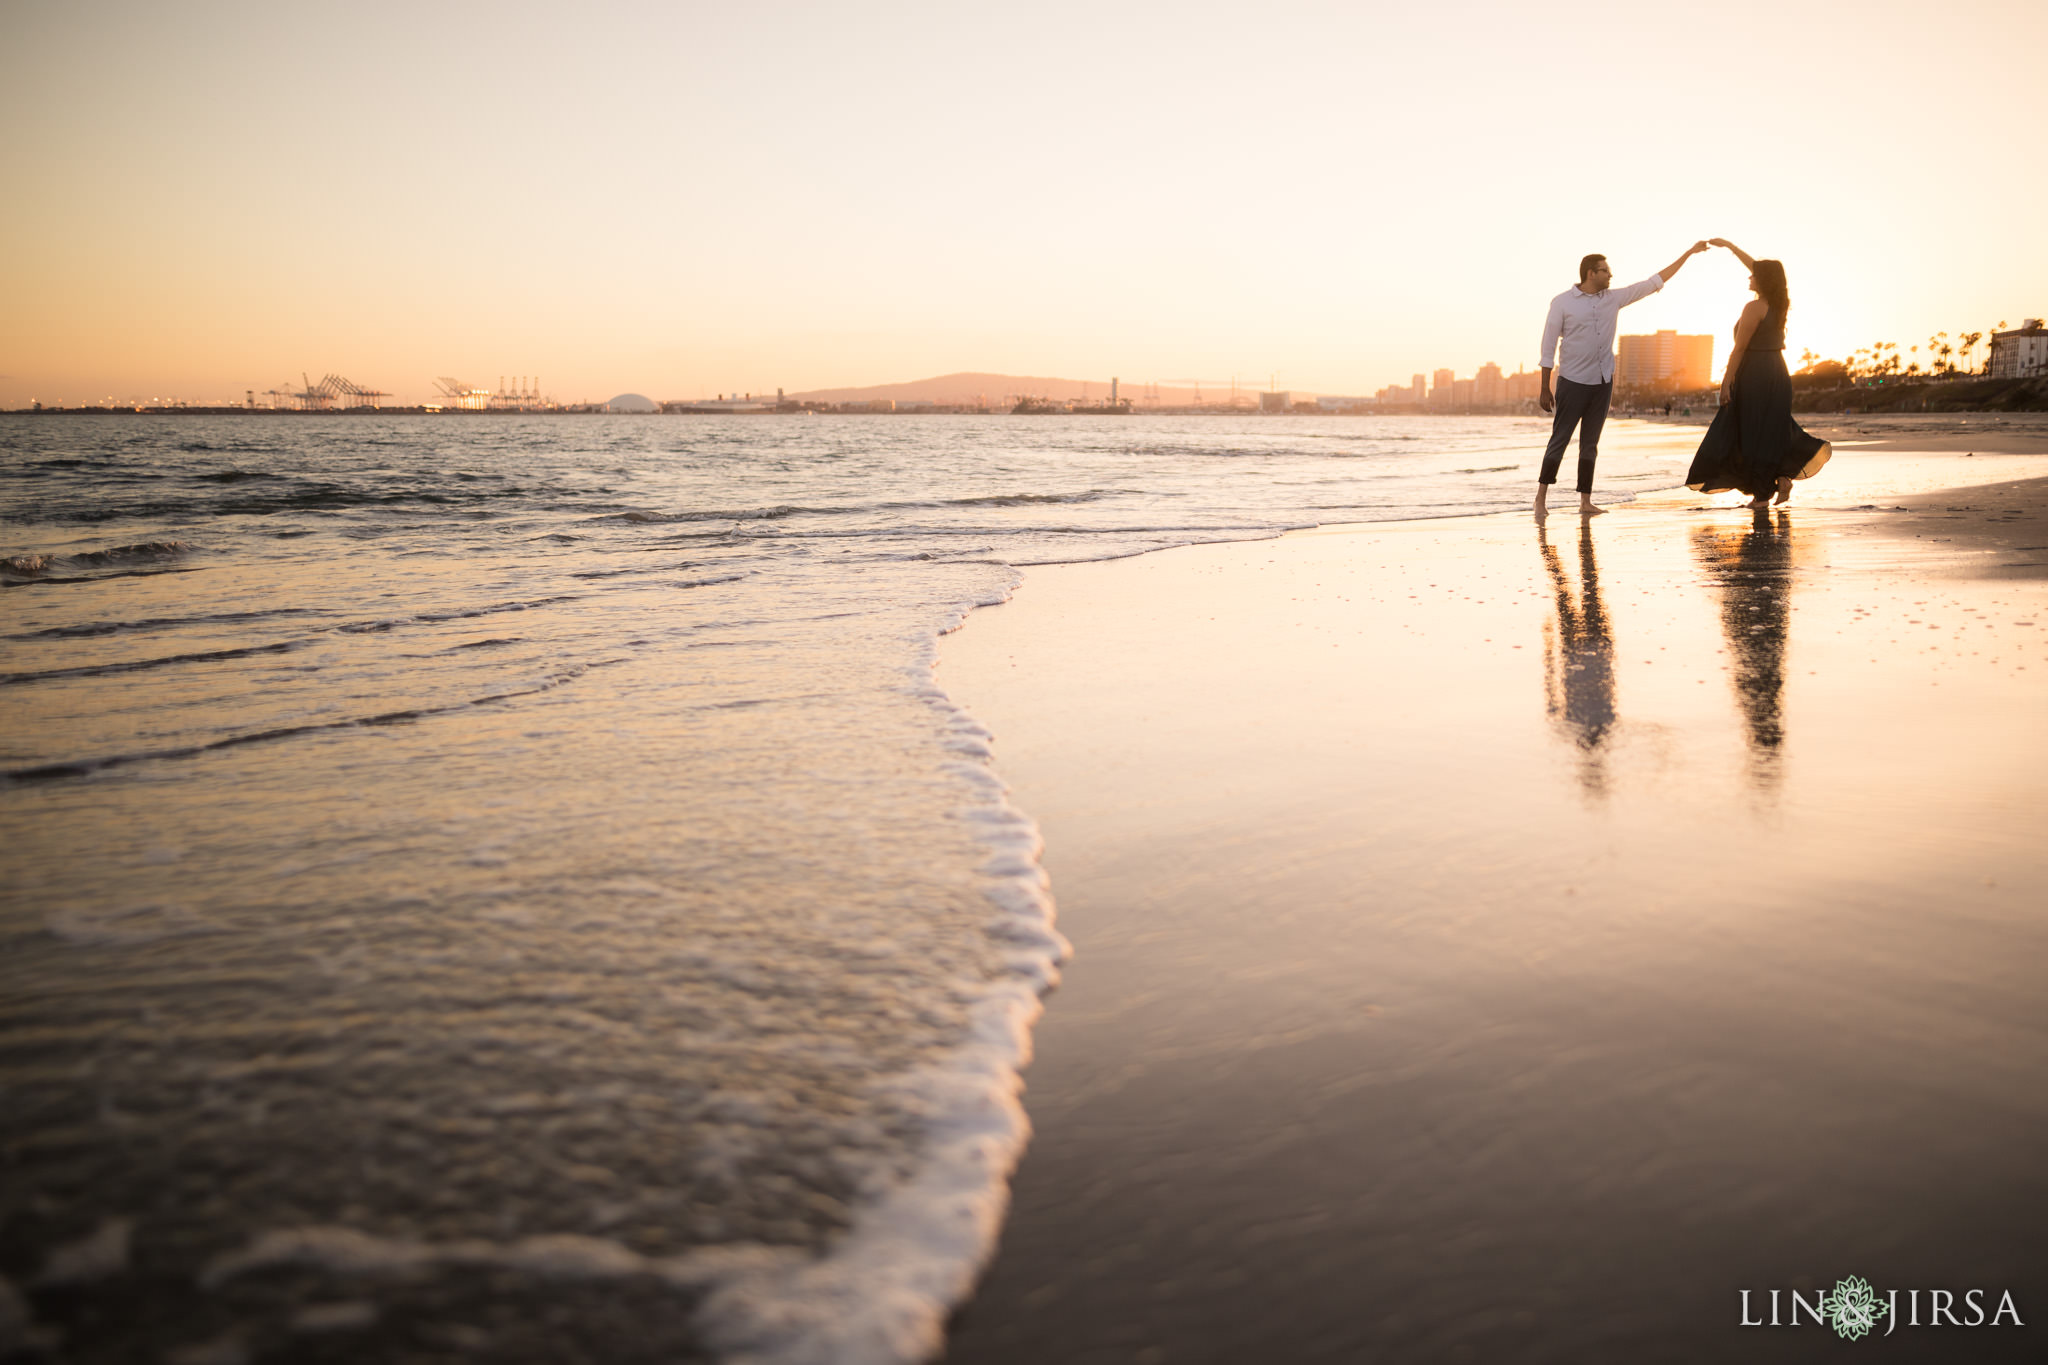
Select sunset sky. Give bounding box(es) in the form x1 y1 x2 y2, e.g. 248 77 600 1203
4 0 2044 406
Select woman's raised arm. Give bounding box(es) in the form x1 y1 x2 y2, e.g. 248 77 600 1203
1709 238 1758 270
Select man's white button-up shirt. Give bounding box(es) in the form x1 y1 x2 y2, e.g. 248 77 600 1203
1539 274 1664 385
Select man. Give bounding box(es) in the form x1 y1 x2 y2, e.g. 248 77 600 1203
1536 242 1708 516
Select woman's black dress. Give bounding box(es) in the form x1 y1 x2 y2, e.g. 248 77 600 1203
1685 302 1831 497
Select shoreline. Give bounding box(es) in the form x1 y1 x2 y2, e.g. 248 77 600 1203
934 436 2048 1362
8 407 2047 425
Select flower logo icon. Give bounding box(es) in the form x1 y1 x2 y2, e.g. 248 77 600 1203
1820 1275 1888 1341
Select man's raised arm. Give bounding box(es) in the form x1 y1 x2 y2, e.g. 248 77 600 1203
1616 241 1709 307
1656 241 1710 285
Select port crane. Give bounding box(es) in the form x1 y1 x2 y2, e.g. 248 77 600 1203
291 373 339 410
435 378 491 410
330 376 392 409
278 373 389 411
1157 377 1264 407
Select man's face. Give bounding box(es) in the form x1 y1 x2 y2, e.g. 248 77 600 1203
1584 260 1613 291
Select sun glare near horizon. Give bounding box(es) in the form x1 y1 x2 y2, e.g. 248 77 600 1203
2 0 2044 407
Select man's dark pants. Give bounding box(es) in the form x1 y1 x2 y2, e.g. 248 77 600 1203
1539 376 1613 495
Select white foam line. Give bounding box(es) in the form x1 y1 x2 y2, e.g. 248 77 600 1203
201 578 1071 1365
688 589 1071 1365
694 976 1054 1365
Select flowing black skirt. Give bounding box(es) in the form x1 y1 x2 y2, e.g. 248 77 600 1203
1685 348 1831 497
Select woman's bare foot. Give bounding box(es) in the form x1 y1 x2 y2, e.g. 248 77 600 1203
1774 476 1793 505
1745 496 1772 509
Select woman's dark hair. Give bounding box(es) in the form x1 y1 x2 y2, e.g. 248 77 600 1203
1753 259 1790 315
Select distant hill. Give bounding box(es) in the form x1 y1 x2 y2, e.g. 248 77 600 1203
786 372 1216 406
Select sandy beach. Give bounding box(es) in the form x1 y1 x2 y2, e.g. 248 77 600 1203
936 433 2048 1362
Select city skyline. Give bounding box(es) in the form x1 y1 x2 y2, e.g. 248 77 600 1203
0 347 1696 414
3 1 2044 408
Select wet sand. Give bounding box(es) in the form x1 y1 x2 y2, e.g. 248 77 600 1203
936 447 2048 1363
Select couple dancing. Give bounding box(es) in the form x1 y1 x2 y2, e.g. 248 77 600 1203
1534 238 1831 517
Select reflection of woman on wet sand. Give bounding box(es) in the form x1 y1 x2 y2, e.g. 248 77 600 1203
1539 520 1617 797
1685 240 1832 509
1692 510 1794 789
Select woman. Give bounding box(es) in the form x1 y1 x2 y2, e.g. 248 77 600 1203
1685 240 1831 507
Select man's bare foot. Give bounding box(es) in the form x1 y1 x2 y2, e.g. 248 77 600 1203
1745 495 1771 509
1534 489 1549 518
1774 476 1793 505
1579 501 1607 517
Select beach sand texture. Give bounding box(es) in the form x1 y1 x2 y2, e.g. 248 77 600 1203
937 451 2048 1363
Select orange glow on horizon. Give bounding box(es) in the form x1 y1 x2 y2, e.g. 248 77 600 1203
3 1 2044 407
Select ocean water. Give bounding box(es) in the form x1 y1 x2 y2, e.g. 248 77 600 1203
0 412 1690 1363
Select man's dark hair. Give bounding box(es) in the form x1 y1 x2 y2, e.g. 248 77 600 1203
1579 254 1608 284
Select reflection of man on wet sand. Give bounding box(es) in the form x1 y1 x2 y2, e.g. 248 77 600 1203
1539 520 1617 797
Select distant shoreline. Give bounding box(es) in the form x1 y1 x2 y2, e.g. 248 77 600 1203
5 375 2042 418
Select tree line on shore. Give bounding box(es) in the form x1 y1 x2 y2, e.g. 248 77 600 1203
1795 320 2013 387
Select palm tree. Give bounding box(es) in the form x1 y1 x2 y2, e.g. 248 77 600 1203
1959 331 1983 374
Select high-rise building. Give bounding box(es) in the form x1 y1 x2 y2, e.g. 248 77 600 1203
1474 362 1505 406
1506 366 1543 402
1430 368 1456 406
1411 374 1427 404
1452 378 1475 406
1617 330 1715 390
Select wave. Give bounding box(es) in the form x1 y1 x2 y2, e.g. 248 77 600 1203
925 491 1127 509
3 541 192 576
0 639 309 686
0 565 204 589
3 542 200 589
338 595 584 634
75 540 193 565
3 659 622 783
609 505 832 524
8 608 325 641
11 481 560 523
569 560 704 580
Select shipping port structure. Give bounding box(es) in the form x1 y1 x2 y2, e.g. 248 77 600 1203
431 377 557 412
